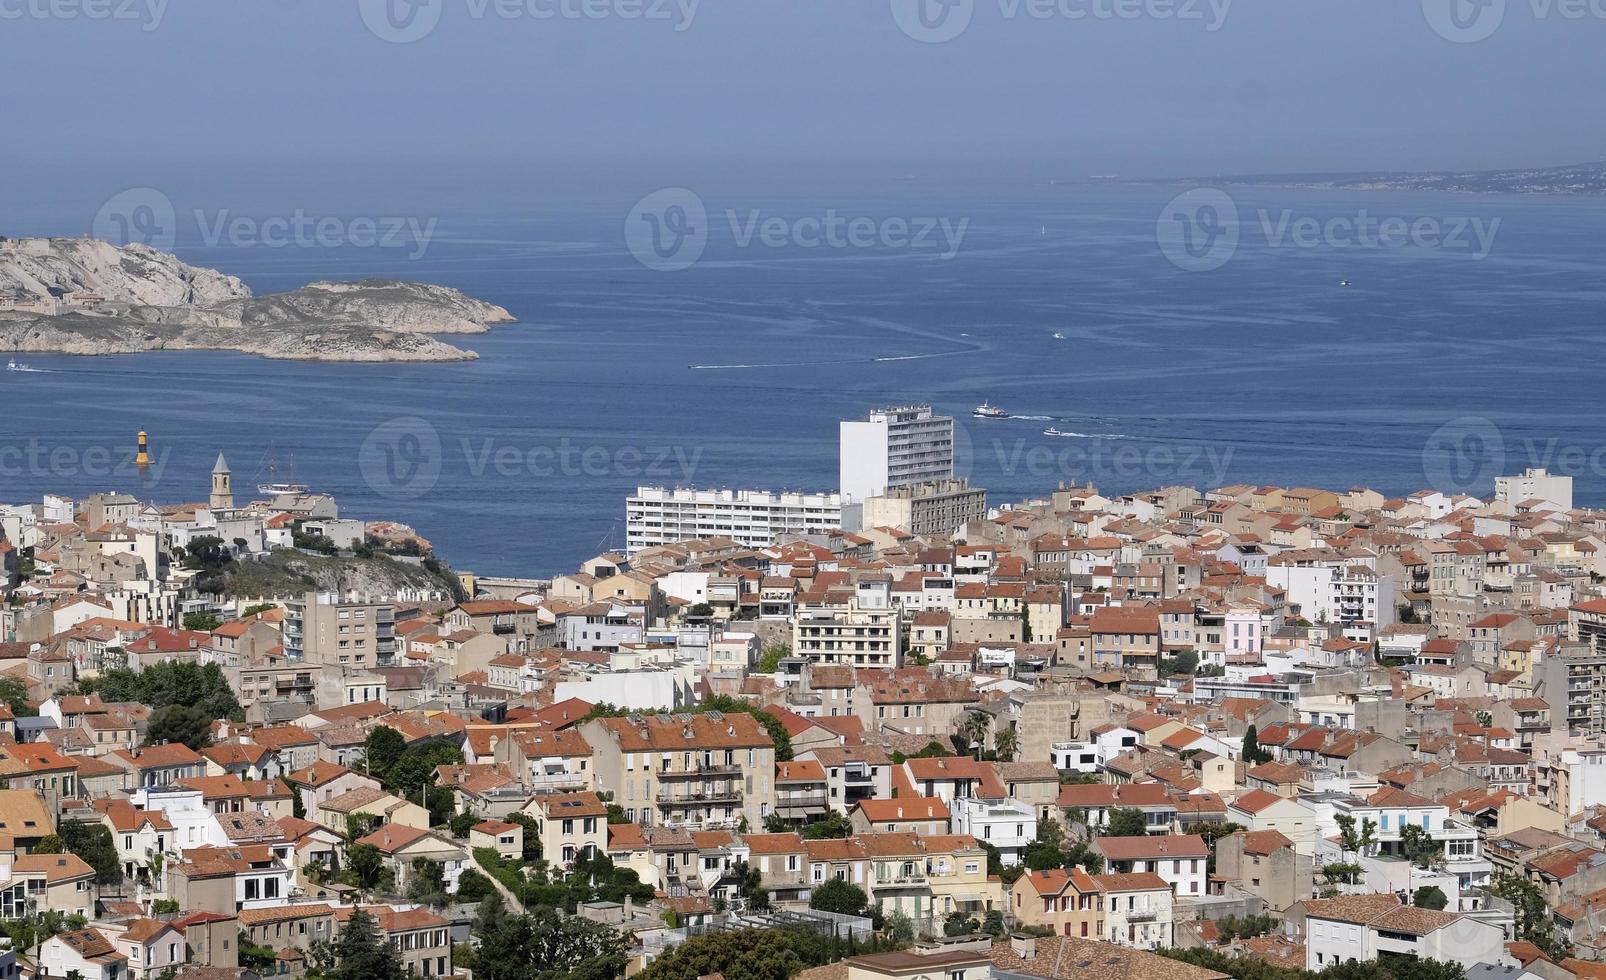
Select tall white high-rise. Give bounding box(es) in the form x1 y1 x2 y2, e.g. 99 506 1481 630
839 404 954 502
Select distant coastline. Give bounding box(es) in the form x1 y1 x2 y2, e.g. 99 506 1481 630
1162 160 1606 197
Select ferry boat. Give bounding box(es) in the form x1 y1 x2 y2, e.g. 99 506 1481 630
972 403 1008 420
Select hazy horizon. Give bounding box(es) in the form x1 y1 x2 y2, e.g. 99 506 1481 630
3 0 1603 217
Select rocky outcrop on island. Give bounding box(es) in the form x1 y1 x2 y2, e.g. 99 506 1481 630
0 237 515 361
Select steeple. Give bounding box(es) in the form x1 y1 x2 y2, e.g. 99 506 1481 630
210 453 234 512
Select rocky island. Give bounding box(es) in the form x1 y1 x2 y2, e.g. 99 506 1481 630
0 236 515 361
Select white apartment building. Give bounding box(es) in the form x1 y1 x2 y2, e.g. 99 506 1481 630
1268 560 1396 642
839 405 954 502
950 797 1035 864
625 487 858 552
1495 467 1573 512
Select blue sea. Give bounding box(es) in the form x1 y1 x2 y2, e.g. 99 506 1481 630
4 185 1605 576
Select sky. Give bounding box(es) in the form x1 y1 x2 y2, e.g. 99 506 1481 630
1 0 1603 214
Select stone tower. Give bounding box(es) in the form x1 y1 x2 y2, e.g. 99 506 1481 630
210 453 234 512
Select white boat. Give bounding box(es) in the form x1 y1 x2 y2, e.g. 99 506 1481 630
1340 279 1352 287
7 359 28 372
1052 331 1066 340
973 403 1008 419
258 482 311 496
1044 427 1065 436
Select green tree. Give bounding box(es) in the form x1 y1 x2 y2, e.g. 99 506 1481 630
58 821 123 886
1413 885 1448 910
1492 872 1570 959
345 843 385 891
1242 725 1272 765
635 927 836 980
730 860 771 911
1102 807 1148 838
34 834 65 853
362 725 408 780
0 676 36 717
1398 824 1443 869
508 812 543 862
328 909 405 980
183 611 222 632
455 868 497 903
77 661 240 719
959 711 992 759
408 858 449 905
993 726 1020 763
474 906 627 980
799 811 853 840
145 704 214 750
808 878 869 917
757 646 788 673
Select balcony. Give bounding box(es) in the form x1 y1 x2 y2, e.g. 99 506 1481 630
658 762 742 778
874 872 928 887
527 771 587 791
658 788 742 805
1127 910 1158 923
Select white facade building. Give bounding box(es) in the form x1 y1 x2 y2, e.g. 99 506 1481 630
1495 467 1573 512
949 797 1035 864
626 487 858 552
839 405 954 502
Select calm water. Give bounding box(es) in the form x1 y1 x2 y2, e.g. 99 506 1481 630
5 186 1605 576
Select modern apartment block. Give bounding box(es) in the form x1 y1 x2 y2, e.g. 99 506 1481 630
1495 467 1573 511
1538 642 1606 736
793 595 903 670
839 405 954 502
625 487 859 553
283 592 397 670
862 478 987 537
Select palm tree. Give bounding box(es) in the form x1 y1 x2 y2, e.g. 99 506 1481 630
960 711 992 759
993 727 1020 763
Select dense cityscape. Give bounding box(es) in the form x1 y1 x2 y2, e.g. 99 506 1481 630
0 403 1601 980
